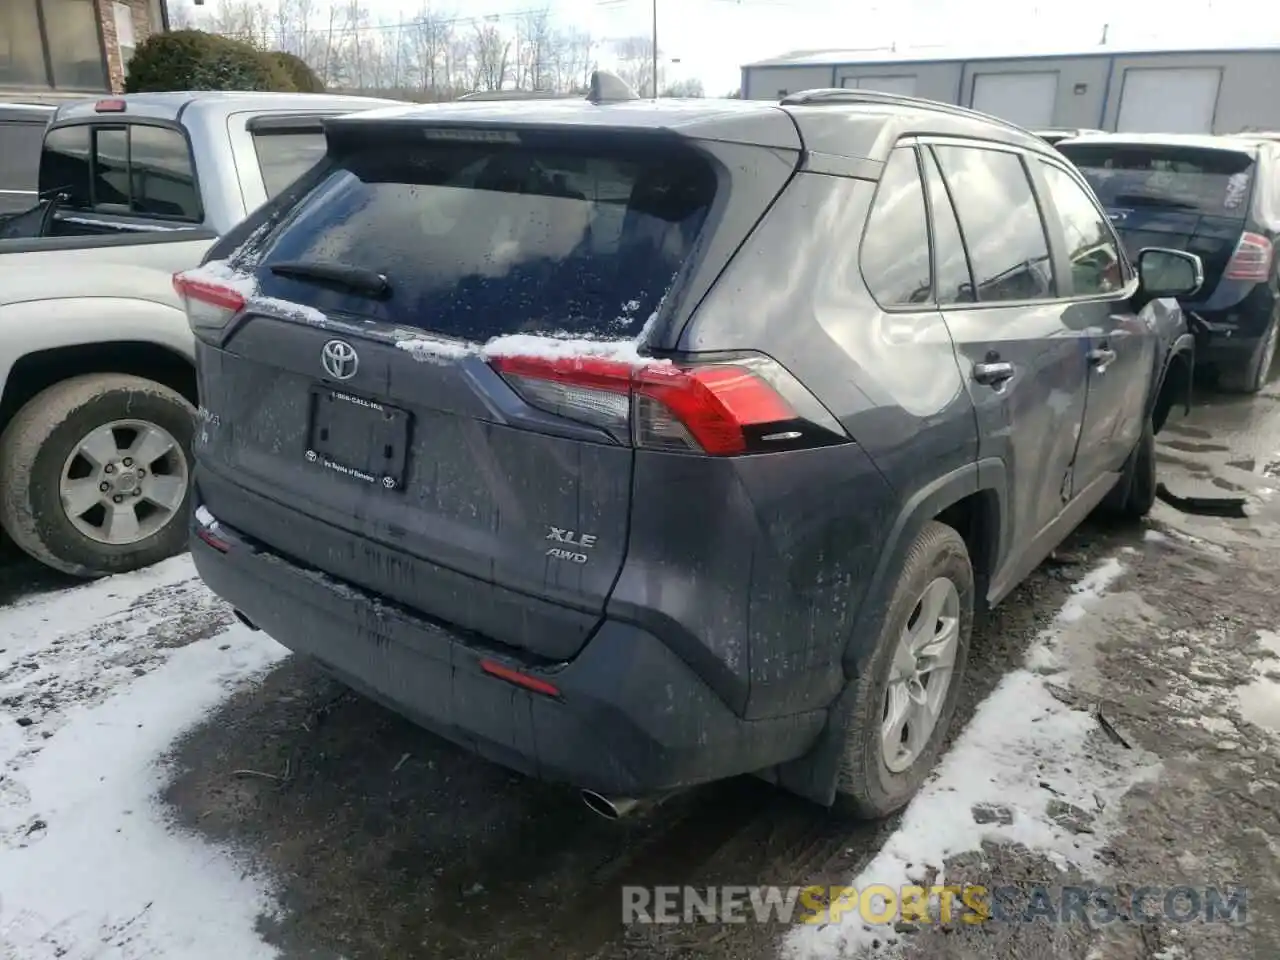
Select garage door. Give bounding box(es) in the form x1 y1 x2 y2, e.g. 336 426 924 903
971 72 1058 127
1116 68 1220 134
842 75 918 96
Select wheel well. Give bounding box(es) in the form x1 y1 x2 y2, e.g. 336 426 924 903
0 342 197 433
935 489 1000 611
1153 350 1192 434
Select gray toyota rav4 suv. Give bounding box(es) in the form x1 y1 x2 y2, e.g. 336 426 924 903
180 78 1200 820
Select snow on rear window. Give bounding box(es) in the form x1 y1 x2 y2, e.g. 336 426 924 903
250 296 328 326
395 296 671 368
248 138 716 344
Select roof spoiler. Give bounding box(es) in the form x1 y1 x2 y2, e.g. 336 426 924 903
587 70 639 104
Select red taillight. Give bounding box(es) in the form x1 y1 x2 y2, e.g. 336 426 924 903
94 98 126 113
173 270 247 334
1225 231 1273 282
487 353 801 456
479 659 561 698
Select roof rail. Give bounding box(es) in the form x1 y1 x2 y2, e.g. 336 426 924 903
456 89 571 101
587 69 639 104
778 88 1037 140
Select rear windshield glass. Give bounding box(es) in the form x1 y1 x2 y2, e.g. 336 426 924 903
1059 144 1255 217
250 136 717 341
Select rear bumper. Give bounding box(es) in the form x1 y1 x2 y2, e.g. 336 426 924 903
191 507 825 797
1188 285 1277 367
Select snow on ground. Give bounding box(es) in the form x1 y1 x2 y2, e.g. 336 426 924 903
784 556 1160 960
0 557 289 960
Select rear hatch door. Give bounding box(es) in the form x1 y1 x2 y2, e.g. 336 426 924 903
1059 140 1255 294
191 120 745 660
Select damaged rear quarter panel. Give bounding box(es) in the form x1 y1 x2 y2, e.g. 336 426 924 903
606 442 894 722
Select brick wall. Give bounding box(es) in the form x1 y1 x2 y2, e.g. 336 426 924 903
95 0 159 93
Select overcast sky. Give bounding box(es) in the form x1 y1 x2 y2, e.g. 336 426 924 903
189 0 1276 95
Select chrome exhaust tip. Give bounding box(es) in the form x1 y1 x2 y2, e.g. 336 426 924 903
580 789 641 820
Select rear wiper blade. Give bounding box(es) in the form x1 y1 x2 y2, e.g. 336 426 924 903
1111 193 1199 210
269 260 391 299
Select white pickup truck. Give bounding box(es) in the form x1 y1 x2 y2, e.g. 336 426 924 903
0 90 398 578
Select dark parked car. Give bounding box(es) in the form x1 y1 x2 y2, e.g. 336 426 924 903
0 103 55 215
1059 133 1280 393
179 81 1200 820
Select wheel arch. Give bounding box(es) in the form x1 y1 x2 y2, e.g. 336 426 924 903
1151 335 1195 434
0 341 197 436
774 458 1008 806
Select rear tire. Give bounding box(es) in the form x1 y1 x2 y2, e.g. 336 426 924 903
1101 417 1156 521
1218 307 1278 395
0 374 195 578
833 521 973 819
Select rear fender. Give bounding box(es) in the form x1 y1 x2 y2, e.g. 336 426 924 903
774 458 1007 805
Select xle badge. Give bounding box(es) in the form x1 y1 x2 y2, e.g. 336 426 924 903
545 526 597 565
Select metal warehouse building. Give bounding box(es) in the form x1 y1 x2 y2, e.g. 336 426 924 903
740 39 1280 134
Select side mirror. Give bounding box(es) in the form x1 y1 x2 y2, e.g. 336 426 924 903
1137 247 1204 299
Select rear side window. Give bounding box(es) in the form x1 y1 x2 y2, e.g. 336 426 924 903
1060 144 1255 218
0 120 46 193
1038 161 1124 296
933 145 1055 303
38 122 199 220
129 124 200 219
93 126 129 207
39 126 91 205
860 147 932 307
254 136 717 342
253 130 328 199
920 150 976 305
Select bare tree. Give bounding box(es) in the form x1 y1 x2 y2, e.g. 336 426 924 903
447 35 470 91
514 8 554 90
661 77 704 97
189 0 600 99
469 21 511 91
202 0 272 46
168 0 199 29
612 35 662 97
407 6 454 94
270 0 321 61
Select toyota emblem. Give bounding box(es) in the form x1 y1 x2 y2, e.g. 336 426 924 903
321 339 359 380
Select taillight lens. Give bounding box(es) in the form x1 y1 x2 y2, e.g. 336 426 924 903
487 352 846 456
173 268 250 338
1225 231 1273 282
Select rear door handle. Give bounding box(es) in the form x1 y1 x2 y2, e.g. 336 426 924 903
972 360 1015 386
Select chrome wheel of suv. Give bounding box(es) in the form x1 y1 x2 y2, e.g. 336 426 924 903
881 576 960 773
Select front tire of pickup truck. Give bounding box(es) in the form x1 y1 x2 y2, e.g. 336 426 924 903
0 374 195 578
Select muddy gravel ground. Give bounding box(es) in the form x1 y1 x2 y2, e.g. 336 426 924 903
154 524 1107 960
891 386 1280 960
5 385 1280 960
